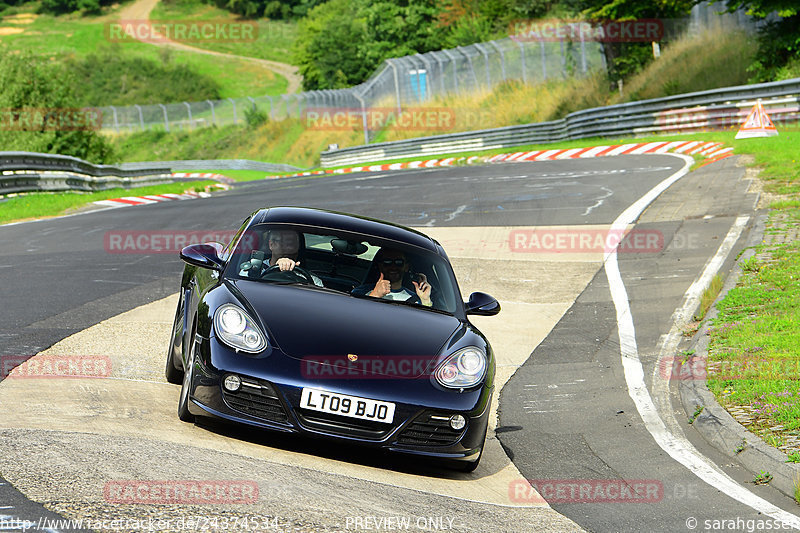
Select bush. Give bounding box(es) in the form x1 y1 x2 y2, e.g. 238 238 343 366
63 47 222 107
245 105 269 128
39 0 114 15
0 53 114 163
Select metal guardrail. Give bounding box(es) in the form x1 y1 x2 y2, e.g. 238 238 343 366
118 159 300 173
320 78 800 167
0 152 173 195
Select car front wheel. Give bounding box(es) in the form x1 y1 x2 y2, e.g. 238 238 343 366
165 295 185 385
177 338 196 423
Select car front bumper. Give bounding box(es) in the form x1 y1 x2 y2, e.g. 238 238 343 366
185 335 493 463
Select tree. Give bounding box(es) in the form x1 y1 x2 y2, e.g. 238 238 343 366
718 0 800 81
568 0 697 82
294 0 448 90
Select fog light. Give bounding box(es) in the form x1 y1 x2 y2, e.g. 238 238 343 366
449 414 466 430
223 374 241 392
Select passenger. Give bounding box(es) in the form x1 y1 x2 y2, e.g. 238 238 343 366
352 248 432 307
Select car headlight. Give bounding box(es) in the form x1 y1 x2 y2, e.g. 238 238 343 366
213 304 267 353
434 347 487 389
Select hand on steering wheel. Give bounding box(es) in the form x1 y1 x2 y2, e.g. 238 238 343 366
260 263 315 284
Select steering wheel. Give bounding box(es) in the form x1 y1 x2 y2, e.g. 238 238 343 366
260 264 315 285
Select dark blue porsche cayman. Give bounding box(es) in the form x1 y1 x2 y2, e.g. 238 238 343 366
166 207 500 471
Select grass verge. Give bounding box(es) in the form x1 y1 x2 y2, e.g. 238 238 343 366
174 169 269 182
0 181 215 225
706 207 800 456
150 0 297 64
0 8 287 99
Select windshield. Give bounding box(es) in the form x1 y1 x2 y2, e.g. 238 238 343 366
224 223 460 314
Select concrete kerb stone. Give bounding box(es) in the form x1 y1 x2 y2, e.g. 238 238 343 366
679 211 800 499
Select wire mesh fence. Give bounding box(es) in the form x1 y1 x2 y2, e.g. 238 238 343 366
98 36 605 138
97 2 765 142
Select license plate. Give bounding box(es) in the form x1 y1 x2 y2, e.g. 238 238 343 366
300 388 395 424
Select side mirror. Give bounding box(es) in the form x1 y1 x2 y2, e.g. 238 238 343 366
465 292 500 316
180 243 225 271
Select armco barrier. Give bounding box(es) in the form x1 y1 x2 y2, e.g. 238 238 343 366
118 159 300 173
320 78 800 167
0 152 172 195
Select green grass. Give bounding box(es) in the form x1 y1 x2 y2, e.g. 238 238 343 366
0 8 287 98
0 181 215 225
696 274 725 321
706 214 800 447
151 0 297 64
110 122 312 166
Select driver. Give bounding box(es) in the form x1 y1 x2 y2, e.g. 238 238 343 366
267 229 303 271
352 248 432 307
259 229 323 286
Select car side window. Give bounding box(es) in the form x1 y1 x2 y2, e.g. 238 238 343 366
221 216 252 263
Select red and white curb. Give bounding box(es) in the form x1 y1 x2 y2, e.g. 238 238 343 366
171 172 236 184
266 156 482 179
92 173 232 209
486 140 733 166
267 141 733 179
93 191 210 208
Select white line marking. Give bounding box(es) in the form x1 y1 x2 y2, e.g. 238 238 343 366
582 186 613 216
446 205 468 222
604 154 800 526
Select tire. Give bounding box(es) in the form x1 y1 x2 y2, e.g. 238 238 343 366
177 338 196 423
165 296 185 385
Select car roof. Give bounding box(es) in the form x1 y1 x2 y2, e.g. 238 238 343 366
252 207 441 253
